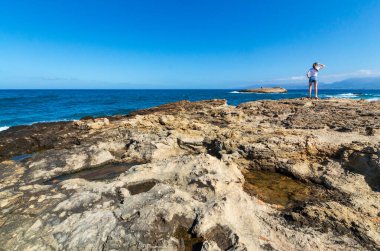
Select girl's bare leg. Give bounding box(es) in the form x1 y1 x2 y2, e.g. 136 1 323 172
308 82 312 98
314 81 318 98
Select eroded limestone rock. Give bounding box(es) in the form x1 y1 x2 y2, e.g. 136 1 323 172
1 98 379 250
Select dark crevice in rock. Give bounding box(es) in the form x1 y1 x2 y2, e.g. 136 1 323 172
204 224 236 250
43 161 140 185
261 243 277 251
132 214 205 250
101 233 112 251
188 180 215 192
116 189 124 204
126 180 158 195
174 225 204 251
203 139 223 159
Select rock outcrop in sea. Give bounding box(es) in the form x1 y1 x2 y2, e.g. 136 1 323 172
238 87 287 93
0 98 379 250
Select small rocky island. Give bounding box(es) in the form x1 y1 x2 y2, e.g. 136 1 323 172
0 98 379 250
239 87 287 93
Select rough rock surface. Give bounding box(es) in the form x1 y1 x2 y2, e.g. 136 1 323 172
0 98 379 251
239 87 287 93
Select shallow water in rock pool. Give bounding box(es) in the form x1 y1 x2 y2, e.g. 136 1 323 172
243 169 330 209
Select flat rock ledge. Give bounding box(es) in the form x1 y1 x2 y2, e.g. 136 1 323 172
0 98 380 251
238 87 287 93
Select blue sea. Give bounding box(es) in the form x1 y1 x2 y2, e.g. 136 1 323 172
1 89 380 130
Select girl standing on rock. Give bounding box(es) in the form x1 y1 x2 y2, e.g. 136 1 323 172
307 62 325 99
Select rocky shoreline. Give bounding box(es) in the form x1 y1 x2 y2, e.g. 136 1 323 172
0 98 379 250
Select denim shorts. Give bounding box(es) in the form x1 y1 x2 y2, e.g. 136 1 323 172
309 76 317 83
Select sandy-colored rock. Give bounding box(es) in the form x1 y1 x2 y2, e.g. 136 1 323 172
0 98 379 250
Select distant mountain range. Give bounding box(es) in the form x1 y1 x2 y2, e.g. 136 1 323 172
319 77 380 89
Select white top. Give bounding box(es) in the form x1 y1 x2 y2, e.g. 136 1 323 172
307 64 325 78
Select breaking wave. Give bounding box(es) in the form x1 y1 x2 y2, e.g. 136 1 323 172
0 126 9 132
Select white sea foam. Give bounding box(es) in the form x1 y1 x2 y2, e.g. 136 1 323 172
337 93 360 98
323 91 380 101
367 98 380 102
0 126 9 132
324 93 361 99
24 119 71 126
229 91 258 94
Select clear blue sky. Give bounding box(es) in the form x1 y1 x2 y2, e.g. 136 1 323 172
0 0 379 89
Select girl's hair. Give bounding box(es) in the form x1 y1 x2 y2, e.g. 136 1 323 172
313 62 319 69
